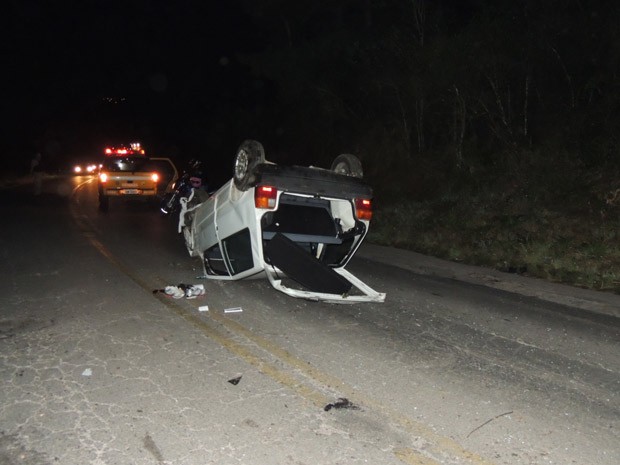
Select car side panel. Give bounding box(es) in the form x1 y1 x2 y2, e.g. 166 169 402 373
211 183 265 279
150 157 179 193
189 181 263 279
190 192 219 254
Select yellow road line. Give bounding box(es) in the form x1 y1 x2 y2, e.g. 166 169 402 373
69 188 496 465
204 306 496 465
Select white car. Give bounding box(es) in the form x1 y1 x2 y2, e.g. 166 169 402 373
178 140 385 303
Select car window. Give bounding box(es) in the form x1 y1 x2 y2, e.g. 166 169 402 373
222 228 254 275
102 157 152 173
146 159 175 177
204 244 229 276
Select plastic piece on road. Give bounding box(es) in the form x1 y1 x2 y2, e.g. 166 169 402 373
228 375 242 385
224 307 243 313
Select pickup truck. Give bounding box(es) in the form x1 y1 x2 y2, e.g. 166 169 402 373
97 144 178 211
179 140 385 303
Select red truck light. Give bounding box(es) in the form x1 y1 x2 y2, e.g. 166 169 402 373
104 145 145 156
355 198 372 221
151 173 159 182
99 172 108 183
255 185 278 209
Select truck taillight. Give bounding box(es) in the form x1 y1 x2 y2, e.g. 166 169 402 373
99 173 108 183
255 185 278 209
151 173 159 182
355 198 372 221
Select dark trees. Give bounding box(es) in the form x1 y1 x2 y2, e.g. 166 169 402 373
236 0 620 196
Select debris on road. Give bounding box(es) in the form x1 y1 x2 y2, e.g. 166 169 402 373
224 307 243 313
324 398 360 412
152 284 206 299
182 284 205 299
82 368 93 377
164 285 185 299
198 305 209 312
466 411 513 438
228 375 242 385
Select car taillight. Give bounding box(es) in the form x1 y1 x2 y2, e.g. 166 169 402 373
355 198 372 221
99 173 108 183
255 185 278 209
151 173 159 182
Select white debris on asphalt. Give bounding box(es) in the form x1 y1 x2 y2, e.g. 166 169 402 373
224 307 243 313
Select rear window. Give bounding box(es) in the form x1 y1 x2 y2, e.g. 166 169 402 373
102 157 155 173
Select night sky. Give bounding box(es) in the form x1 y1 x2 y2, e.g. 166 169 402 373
3 1 618 189
3 0 261 176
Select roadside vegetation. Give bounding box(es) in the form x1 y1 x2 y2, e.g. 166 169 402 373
367 156 620 293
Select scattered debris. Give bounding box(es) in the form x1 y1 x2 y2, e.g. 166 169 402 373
224 307 243 313
153 284 205 299
228 375 242 385
198 305 209 312
467 411 513 438
152 286 183 298
82 368 92 377
164 285 185 299
324 398 359 412
183 284 205 299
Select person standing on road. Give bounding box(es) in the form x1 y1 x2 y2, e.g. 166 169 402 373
189 165 209 202
30 152 43 195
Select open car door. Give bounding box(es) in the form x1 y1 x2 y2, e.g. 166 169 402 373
265 233 385 303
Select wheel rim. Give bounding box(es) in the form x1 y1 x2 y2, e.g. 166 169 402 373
333 161 349 174
234 150 249 180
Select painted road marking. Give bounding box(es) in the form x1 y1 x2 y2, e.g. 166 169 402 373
69 186 496 465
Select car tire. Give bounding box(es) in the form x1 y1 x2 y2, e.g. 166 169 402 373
331 154 364 179
233 140 266 191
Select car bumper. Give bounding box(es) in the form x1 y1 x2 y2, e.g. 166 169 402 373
265 267 386 303
101 188 158 196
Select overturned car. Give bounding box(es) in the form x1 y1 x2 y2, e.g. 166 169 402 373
178 140 385 303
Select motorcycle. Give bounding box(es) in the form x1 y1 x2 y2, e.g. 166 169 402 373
160 159 207 216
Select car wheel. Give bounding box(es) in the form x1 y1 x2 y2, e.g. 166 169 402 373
233 140 266 191
99 195 109 211
331 154 363 179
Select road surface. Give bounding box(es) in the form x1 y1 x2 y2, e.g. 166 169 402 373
0 175 618 465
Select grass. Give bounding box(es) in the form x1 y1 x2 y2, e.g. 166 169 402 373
367 163 620 293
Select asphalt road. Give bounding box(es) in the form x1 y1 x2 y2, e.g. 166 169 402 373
0 175 618 465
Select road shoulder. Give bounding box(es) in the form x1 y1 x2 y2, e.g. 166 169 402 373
359 243 620 318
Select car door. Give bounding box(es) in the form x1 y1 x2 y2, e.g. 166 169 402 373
148 158 178 195
216 182 266 278
192 181 264 279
